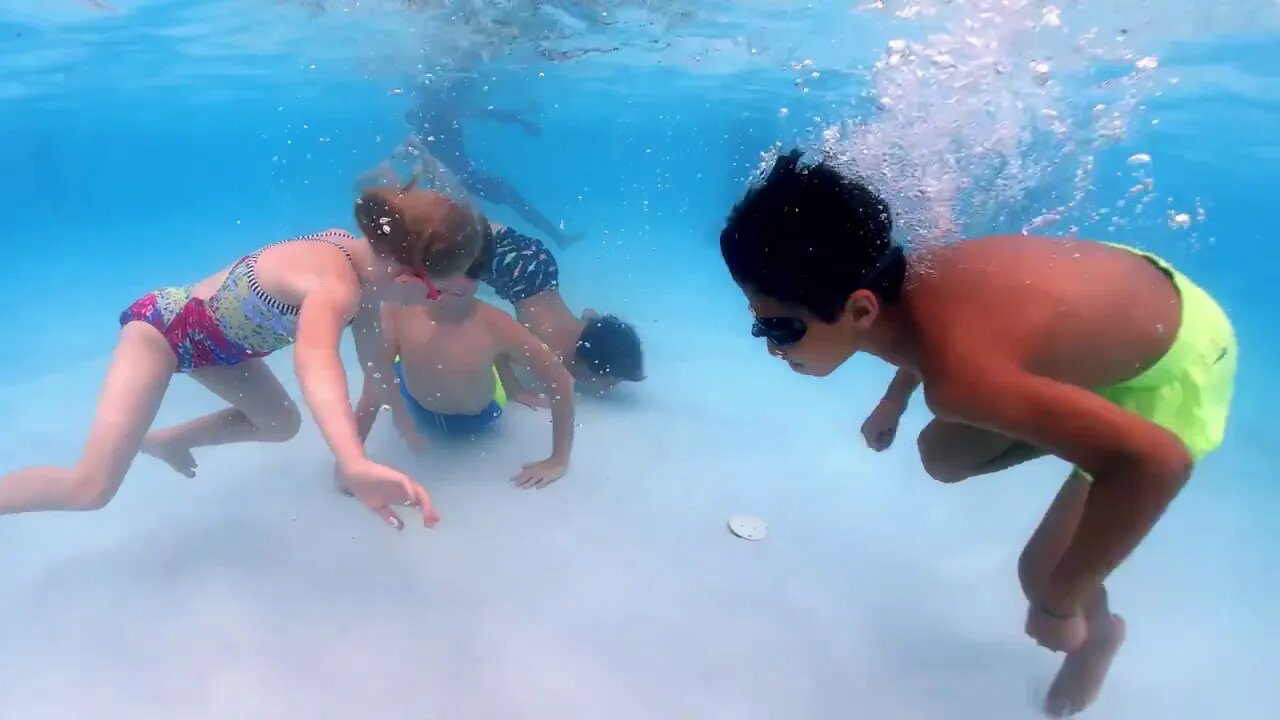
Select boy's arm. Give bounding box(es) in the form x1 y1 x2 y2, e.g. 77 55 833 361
491 309 575 464
881 367 921 408
924 358 1192 616
495 354 548 408
351 301 393 444
352 299 420 449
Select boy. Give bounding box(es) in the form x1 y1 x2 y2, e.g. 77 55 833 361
356 274 576 489
468 221 645 396
719 150 1236 717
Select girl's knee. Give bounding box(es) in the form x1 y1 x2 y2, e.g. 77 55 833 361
67 466 123 511
257 402 302 443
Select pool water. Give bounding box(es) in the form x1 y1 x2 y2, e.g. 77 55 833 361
1 1 1277 718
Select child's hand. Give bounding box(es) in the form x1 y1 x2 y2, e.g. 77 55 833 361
861 398 907 451
512 390 551 410
511 457 567 489
340 458 439 530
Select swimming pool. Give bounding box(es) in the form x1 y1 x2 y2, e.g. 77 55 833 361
1 1 1277 718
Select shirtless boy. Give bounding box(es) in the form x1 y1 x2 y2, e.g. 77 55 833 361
719 149 1236 717
356 274 576 488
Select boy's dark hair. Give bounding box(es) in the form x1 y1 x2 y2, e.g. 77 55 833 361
575 315 644 382
720 148 906 322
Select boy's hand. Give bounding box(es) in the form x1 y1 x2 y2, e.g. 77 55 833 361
512 458 567 489
861 398 907 451
512 389 551 410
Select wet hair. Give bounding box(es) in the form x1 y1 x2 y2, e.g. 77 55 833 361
720 148 906 322
575 315 644 382
354 188 488 278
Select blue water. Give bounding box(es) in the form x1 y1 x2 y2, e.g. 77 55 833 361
1 1 1278 718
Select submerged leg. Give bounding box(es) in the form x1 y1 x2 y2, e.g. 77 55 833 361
472 173 581 249
0 322 177 513
916 419 1048 483
141 358 302 478
1020 471 1128 717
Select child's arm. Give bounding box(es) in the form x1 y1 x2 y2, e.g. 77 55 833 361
495 354 550 409
861 367 921 451
353 303 395 444
489 308 575 488
882 367 921 407
295 261 435 529
355 300 426 451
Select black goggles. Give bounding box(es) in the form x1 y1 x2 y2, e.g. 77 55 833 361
751 316 808 348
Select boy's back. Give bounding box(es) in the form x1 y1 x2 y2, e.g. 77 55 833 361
908 235 1182 391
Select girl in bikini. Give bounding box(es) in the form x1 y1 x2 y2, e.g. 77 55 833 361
0 186 486 531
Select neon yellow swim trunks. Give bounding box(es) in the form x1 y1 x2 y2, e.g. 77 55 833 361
1093 244 1237 463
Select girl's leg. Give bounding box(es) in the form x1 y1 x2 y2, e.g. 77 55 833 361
141 358 301 477
0 323 177 514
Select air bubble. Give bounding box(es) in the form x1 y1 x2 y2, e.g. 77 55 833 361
1031 61 1051 85
1136 56 1160 71
1169 212 1191 230
778 107 790 118
1127 153 1152 166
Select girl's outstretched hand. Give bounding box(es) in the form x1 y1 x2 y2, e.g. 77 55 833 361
340 458 439 530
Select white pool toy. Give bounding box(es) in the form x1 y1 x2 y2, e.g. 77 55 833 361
727 514 768 541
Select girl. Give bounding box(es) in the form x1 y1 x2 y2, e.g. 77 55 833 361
0 186 486 531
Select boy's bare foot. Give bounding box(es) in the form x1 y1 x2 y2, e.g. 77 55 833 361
1045 613 1127 717
141 434 197 478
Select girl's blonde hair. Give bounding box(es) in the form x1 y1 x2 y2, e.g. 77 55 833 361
354 187 488 277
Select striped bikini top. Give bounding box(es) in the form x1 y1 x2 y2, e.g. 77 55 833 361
206 230 360 357
243 230 357 316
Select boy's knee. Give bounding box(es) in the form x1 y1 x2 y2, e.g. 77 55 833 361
1017 546 1041 597
917 429 970 483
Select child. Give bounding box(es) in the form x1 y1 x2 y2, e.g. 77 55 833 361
469 221 645 396
361 152 645 395
719 150 1236 717
0 186 487 532
356 273 575 488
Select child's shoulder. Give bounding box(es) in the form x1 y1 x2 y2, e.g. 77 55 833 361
476 299 520 326
476 300 531 337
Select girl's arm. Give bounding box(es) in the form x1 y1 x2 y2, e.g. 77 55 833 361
294 271 366 471
294 255 437 529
